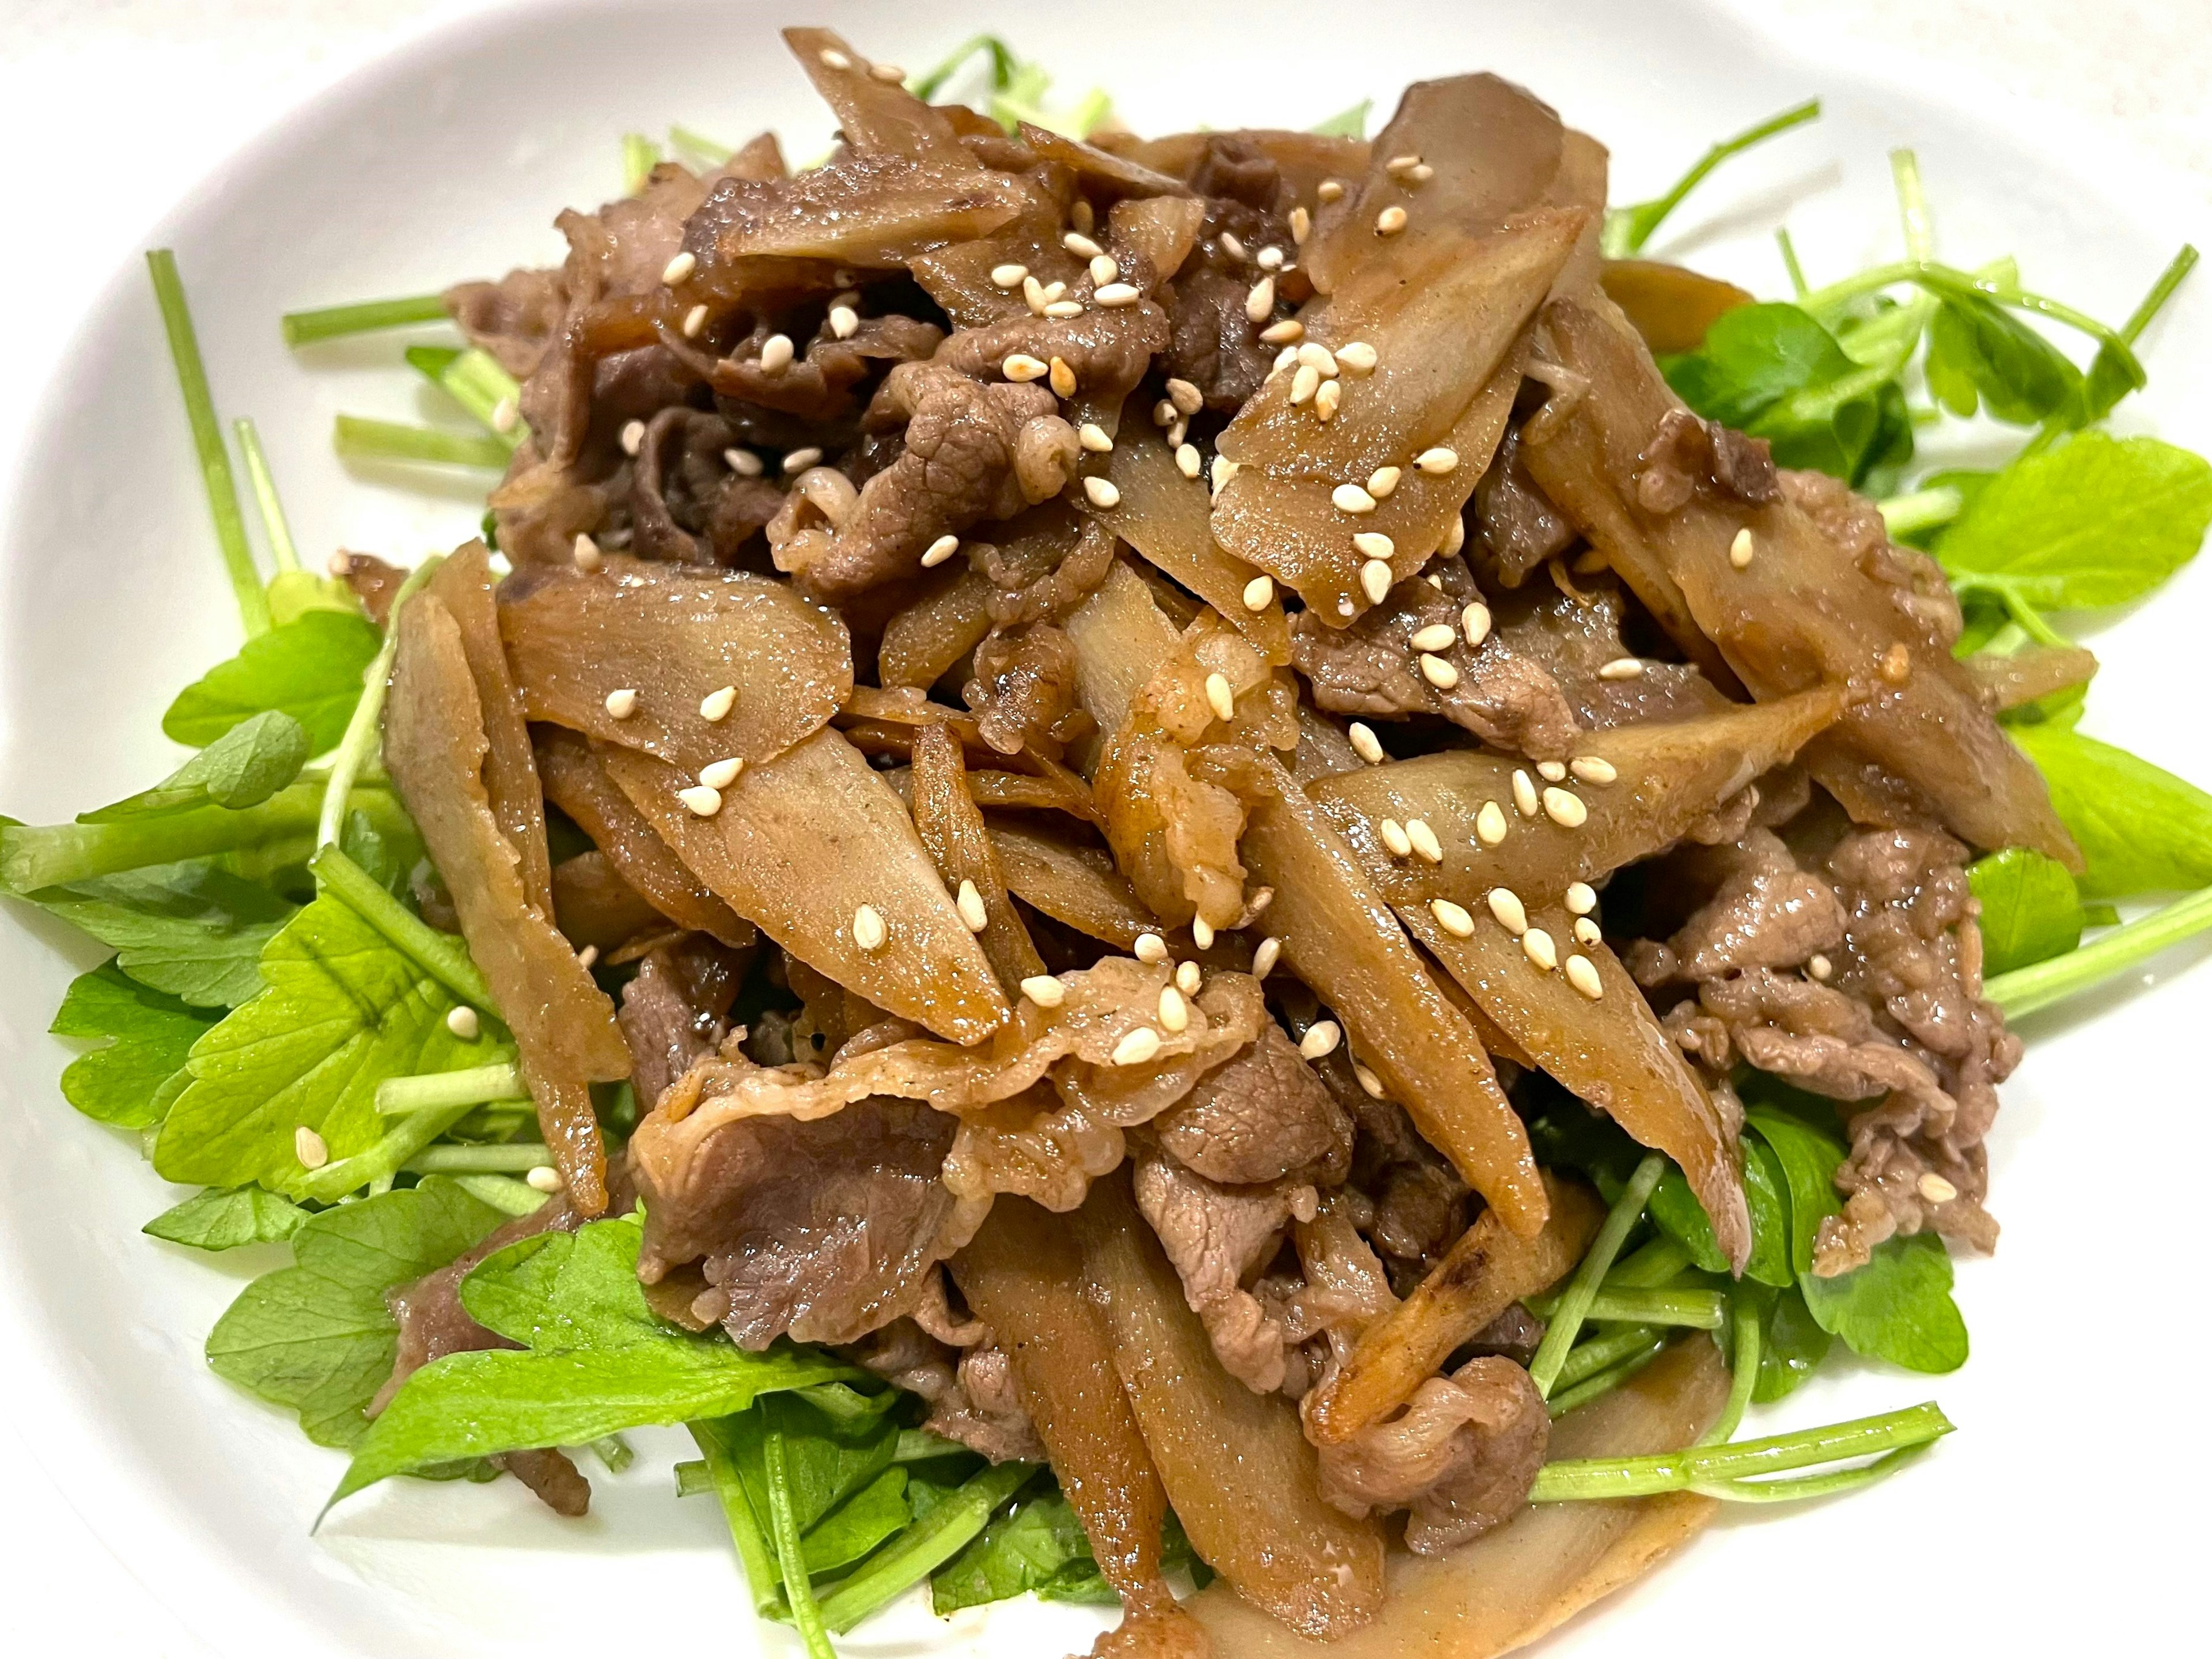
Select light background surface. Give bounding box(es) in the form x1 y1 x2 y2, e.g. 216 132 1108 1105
0 2 2204 1654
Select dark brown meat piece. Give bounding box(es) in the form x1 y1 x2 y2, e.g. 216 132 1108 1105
1473 422 1576 586
964 622 1085 758
1628 828 1846 984
1153 1022 1353 1187
1491 578 1727 728
445 266 567 380
332 552 406 626
841 1318 1047 1463
1131 1147 1297 1392
616 935 747 1109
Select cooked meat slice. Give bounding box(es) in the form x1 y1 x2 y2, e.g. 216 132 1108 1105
332 552 407 626
1627 828 1846 984
1491 578 1729 728
445 266 567 379
965 622 1085 758
1132 1148 1296 1393
1152 1022 1353 1187
840 1317 1046 1463
500 1449 593 1518
616 935 748 1109
1472 422 1576 585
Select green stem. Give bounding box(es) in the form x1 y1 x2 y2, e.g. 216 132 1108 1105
282 293 448 347
893 1428 971 1463
1988 884 2212 1017
764 1431 837 1659
1528 1153 1666 1398
1890 149 1933 261
309 843 494 1008
622 132 661 195
1976 581 2072 650
1551 1324 1662 1392
2022 241 2199 457
1602 98 1822 258
232 418 300 573
589 1434 634 1474
1698 1298 1764 1446
1529 1286 1726 1330
1605 1236 1692 1290
1800 259 2147 385
147 251 271 638
449 1173 550 1215
1696 1439 1934 1502
317 555 440 848
691 1422 781 1615
816 1461 1036 1633
1776 227 1810 298
377 1063 522 1113
911 32 1017 100
408 347 525 448
404 1142 550 1174
1877 486 1964 539
296 1100 475 1202
333 415 510 469
1531 1402 1953 1502
668 124 733 165
1546 1336 1666 1418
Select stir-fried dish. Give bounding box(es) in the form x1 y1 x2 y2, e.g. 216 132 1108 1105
10 25 2212 1658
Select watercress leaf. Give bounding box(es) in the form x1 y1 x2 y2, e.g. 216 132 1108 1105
1309 98 1372 139
335 1215 857 1502
1741 1137 1794 1289
1745 1107 1845 1277
266 569 365 627
2010 722 2212 899
1969 846 2086 974
1923 294 2083 425
143 1185 310 1249
800 1467 910 1574
1938 432 2212 611
1800 1231 1969 1373
1647 1165 1726 1273
24 862 294 1007
48 961 217 1126
81 711 310 821
934 1486 1096 1613
163 609 383 752
1662 302 1856 428
205 1176 508 1447
152 890 488 1195
1749 1283 1832 1403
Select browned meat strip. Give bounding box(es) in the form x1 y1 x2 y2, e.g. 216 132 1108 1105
616 936 748 1109
840 1317 1046 1463
1132 1147 1297 1392
445 266 567 379
1627 828 1846 984
1153 1022 1353 1187
1472 422 1576 586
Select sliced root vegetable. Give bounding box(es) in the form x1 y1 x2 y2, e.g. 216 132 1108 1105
990 817 1161 950
1099 431 1289 663
1078 1172 1387 1640
1599 259 1754 354
911 723 1046 987
1065 560 1187 741
599 728 1009 1044
1305 1175 1603 1445
877 564 994 690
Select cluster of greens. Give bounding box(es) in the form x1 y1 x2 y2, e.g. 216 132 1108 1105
5 45 2212 1659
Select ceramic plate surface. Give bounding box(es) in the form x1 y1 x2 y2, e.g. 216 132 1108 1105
1 1 2205 1654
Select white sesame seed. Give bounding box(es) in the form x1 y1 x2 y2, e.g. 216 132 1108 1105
1357 556 1394 606
1380 817 1413 857
572 532 603 572
760 334 796 372
1176 443 1203 480
1220 231 1249 261
1574 916 1603 945
1409 623 1456 652
1245 275 1276 324
1253 936 1283 978
914 533 960 571
1376 204 1408 235
1063 230 1104 260
1158 985 1191 1032
956 880 989 932
1318 179 1346 203
1566 881 1599 916
1333 483 1378 515
1406 818 1442 863
1487 888 1528 934
829 303 859 339
1258 318 1304 344
1192 915 1217 949
1071 199 1094 233
1353 1062 1386 1099
1386 153 1422 175
1565 953 1603 999
1413 446 1460 476
1570 756 1618 787
1003 353 1049 382
1243 574 1275 612
1290 363 1321 405
490 394 521 434
1089 253 1119 286
1044 300 1085 320
1134 932 1169 965
1475 801 1508 846
1918 1172 1959 1204
782 446 823 474
1257 245 1286 271
1297 342 1339 378
1353 531 1396 563
1409 164 1435 183
1809 953 1834 982
1598 657 1645 680
1112 1026 1164 1066
1345 722 1384 766
1077 423 1115 454
1542 787 1589 828
1431 898 1476 938
679 785 722 817
604 687 639 719
853 903 887 951
294 1125 329 1169
819 47 852 69
1094 282 1142 308
1419 653 1460 690
1203 671 1237 722
1176 959 1203 995
725 447 763 477
521 1164 564 1193
1049 357 1078 397
1041 278 1067 303
1537 760 1567 783
1523 927 1559 971
1024 276 1049 315
1315 378 1342 421
1022 975 1067 1007
620 419 645 456
1166 378 1203 416
1444 610 1484 657
1166 416 1188 448
1298 1020 1342 1060
677 303 707 339
661 251 698 286
1512 769 1540 816
872 60 907 82
445 1005 480 1040
1442 514 1467 556
1289 206 1312 244
1336 340 1377 374
992 263 1029 289
1730 527 1756 569
1082 476 1121 508
1366 467 1401 500
1210 455 1240 497
699 756 744 790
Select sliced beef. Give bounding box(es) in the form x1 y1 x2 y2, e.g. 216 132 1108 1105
1491 579 1727 729
616 935 748 1109
965 622 1086 758
445 266 568 380
1627 828 1846 984
1472 422 1575 586
841 1317 1046 1463
1152 1022 1353 1187
1131 1148 1297 1393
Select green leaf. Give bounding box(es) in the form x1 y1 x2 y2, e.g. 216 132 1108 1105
2011 722 2212 899
1750 1283 1832 1403
1938 432 2212 611
801 1468 912 1574
933 1487 1208 1614
81 712 310 821
1647 1138 1789 1287
206 1176 509 1446
1800 1232 1969 1373
1744 1107 1844 1277
153 890 491 1196
1922 294 2083 425
48 962 216 1126
144 1185 310 1250
1309 99 1372 139
1968 846 2086 975
20 863 294 1008
163 610 383 752
335 1216 858 1503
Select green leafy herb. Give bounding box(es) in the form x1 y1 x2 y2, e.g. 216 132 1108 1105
1603 99 1821 258
763 1427 839 1659
1528 1153 1666 1397
206 1176 508 1446
1310 99 1373 139
1922 291 2082 425
84 711 309 821
144 1185 310 1250
1969 846 2088 975
407 346 525 448
1648 1135 1791 1288
2010 722 2212 900
1744 1107 1844 1278
2 783 336 894
933 1487 1210 1612
621 132 662 195
1801 1233 1969 1374
24 863 294 1009
48 962 217 1126
816 1461 1036 1634
163 609 384 752
281 293 449 349
1988 881 2212 1018
1748 1283 1832 1403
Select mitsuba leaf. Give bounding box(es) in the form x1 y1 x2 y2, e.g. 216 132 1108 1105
334 1215 857 1503
2010 722 2212 900
1744 1107 1844 1278
163 609 382 752
48 961 217 1126
1747 1282 1832 1403
24 862 294 1007
933 1487 1208 1613
1922 294 2083 425
80 711 310 821
1800 1232 1969 1373
206 1176 509 1446
1968 846 2088 975
144 1185 310 1250
1649 1137 1790 1288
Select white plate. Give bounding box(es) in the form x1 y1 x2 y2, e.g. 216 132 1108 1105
2 1 2206 1654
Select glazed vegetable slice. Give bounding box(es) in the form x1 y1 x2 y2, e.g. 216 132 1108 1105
1078 1172 1386 1639
876 565 994 691
1600 259 1754 354
598 729 1010 1044
911 723 1047 988
1522 297 2080 865
384 593 630 1213
988 818 1160 949
1305 1175 1603 1445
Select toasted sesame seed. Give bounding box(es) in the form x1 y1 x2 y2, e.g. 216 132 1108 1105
1071 198 1094 233
1336 340 1377 374
1257 245 1286 271
1431 898 1476 938
1486 888 1528 935
1565 953 1603 999
1158 985 1191 1032
1413 446 1460 476
1419 653 1460 690
725 447 763 477
681 304 709 338
1243 574 1276 612
1245 275 1276 323
1095 282 1142 308
445 1005 480 1040
1196 671 1235 723
604 687 639 719
1289 205 1312 244
1221 231 1250 261
294 1125 329 1169
1089 253 1119 285
760 333 796 372
1442 514 1467 556
524 1164 565 1192
1367 465 1400 498
1333 483 1378 515
1598 657 1645 680
956 880 988 931
1880 643 1912 684
921 533 960 569
1409 163 1435 183
1729 528 1756 569
1809 953 1834 982
1358 556 1394 606
1165 378 1203 416
1512 768 1540 816
782 446 823 474
1386 153 1422 175
1044 355 1075 397
819 47 852 69
1134 931 1169 965
853 903 887 951
679 785 722 817
1537 760 1567 783
1022 974 1067 1007
1315 378 1342 421
1475 801 1508 846
1112 1027 1164 1066
1409 623 1456 652
699 756 743 790
1253 936 1283 978
872 60 907 82
1041 279 1067 302
1176 959 1203 995
572 533 603 572
1918 1172 1959 1204
1171 442 1200 481
1565 881 1598 915
1211 456 1241 497
1299 1020 1342 1060
1166 417 1188 448
1258 319 1304 344
991 262 1029 289
1318 179 1346 202
1353 530 1396 562
1063 230 1104 260
1002 353 1048 382
661 250 698 286
1290 363 1321 404
1446 608 1485 656
1344 722 1383 766
1406 818 1443 862
1024 275 1048 315
620 419 645 456
1192 915 1217 949
1523 927 1559 971
1376 205 1408 235
1353 1062 1386 1099
491 394 521 433
1083 476 1121 508
1574 916 1603 945
1077 423 1115 454
1380 817 1413 857
1044 299 1085 319
1297 342 1339 378
1542 786 1588 828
